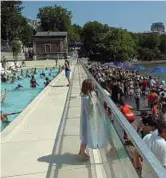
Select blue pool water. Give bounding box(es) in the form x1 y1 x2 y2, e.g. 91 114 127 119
1 68 58 131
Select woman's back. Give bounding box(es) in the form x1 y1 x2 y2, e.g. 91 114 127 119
65 60 70 71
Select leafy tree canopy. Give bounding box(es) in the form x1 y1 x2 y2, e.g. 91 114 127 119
1 1 35 47
1 1 23 42
37 5 72 31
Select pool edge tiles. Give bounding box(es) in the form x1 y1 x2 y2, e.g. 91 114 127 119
1 70 64 140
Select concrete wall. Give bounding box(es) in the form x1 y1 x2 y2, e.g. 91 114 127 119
1 52 25 61
36 41 61 54
24 59 65 68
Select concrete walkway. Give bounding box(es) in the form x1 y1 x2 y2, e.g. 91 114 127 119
1 63 138 178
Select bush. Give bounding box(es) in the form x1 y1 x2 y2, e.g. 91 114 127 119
11 39 21 55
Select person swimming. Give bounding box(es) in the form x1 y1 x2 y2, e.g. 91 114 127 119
30 75 39 88
44 77 51 87
20 69 24 76
34 68 37 74
1 74 8 82
17 76 22 80
10 76 15 83
42 71 45 77
15 84 23 90
26 70 30 77
13 73 17 78
40 71 46 78
40 73 44 78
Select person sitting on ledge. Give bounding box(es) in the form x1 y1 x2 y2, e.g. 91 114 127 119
1 110 22 124
1 110 10 124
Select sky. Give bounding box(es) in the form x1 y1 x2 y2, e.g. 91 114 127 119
21 1 166 33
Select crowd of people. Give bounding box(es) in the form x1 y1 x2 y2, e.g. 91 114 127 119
87 62 166 122
81 62 166 175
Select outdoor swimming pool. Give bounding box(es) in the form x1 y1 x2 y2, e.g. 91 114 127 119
1 68 59 131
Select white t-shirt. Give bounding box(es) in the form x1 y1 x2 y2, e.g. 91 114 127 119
150 79 156 87
143 132 166 167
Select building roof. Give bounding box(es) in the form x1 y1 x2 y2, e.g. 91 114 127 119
34 31 67 37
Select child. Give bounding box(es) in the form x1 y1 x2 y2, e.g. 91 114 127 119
79 79 94 160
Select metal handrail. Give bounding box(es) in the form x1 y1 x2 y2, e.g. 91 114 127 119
81 62 166 178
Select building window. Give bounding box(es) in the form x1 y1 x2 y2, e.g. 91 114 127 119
45 44 51 53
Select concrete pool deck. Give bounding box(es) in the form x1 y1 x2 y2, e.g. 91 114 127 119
24 60 65 68
1 62 138 178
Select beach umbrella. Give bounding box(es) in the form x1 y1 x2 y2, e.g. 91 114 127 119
123 61 133 69
104 62 115 67
133 65 145 71
150 67 166 74
114 62 124 67
108 63 116 67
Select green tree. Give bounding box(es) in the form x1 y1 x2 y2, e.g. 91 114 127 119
19 22 37 46
82 21 110 55
37 5 72 31
159 35 166 53
130 32 166 61
137 47 155 61
145 34 160 49
72 24 82 36
1 1 35 47
67 24 83 46
103 28 136 61
1 1 23 42
11 39 21 56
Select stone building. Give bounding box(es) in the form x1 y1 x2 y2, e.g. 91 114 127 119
33 31 68 60
151 22 165 34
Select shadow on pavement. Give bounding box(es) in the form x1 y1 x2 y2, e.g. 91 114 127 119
38 153 89 166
